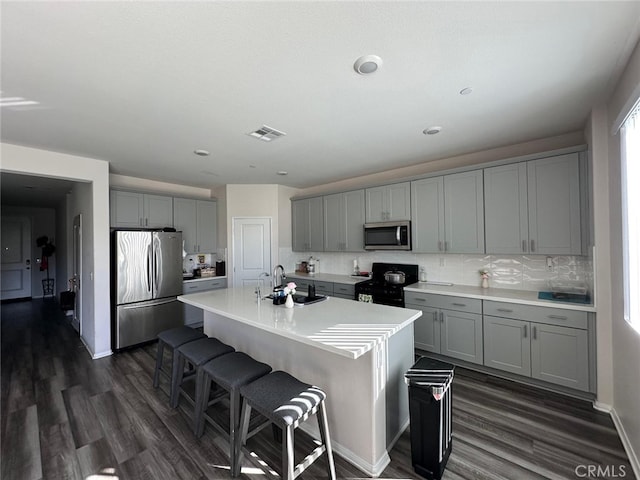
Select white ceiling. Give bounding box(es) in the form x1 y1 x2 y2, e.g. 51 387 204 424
2 1 640 195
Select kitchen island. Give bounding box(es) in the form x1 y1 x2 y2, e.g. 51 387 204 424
178 286 422 477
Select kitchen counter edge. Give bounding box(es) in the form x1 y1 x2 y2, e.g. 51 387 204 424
404 283 595 312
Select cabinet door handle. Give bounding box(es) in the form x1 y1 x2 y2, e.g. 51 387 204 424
522 240 527 252
444 241 448 252
140 218 144 226
547 315 568 321
530 239 535 252
433 312 438 322
523 324 528 338
533 326 537 340
497 308 513 313
451 302 466 307
440 312 444 323
188 285 198 290
438 241 443 252
413 297 426 302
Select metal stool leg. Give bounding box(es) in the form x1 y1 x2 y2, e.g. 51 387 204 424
317 401 336 480
282 424 295 480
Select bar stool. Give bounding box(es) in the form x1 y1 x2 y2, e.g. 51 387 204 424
170 337 235 409
194 352 272 475
153 326 206 389
234 371 336 480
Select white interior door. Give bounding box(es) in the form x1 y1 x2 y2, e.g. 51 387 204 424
232 218 271 288
1 216 32 300
72 214 82 334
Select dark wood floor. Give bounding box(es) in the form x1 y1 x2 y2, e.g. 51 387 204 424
1 299 633 480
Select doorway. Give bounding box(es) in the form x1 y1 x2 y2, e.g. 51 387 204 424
232 217 272 288
1 216 32 300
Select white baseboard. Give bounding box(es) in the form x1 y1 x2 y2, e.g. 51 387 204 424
609 407 640 479
79 335 113 359
594 401 640 479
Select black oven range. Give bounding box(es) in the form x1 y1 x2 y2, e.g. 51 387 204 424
355 262 419 307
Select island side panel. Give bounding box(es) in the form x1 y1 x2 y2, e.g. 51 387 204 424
385 323 413 448
204 310 390 476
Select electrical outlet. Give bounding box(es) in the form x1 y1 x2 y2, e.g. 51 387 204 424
546 257 554 272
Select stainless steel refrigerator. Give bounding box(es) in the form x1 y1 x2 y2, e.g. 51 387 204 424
112 230 184 350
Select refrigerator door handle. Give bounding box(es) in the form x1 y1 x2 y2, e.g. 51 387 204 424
146 244 152 292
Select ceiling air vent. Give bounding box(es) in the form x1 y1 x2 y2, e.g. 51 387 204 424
247 125 286 142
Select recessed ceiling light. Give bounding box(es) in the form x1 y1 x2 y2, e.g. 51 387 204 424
423 126 442 135
194 149 210 156
459 87 473 95
354 55 382 75
276 171 288 176
249 165 257 169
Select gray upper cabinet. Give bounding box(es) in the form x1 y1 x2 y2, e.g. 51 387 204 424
365 182 411 222
292 197 324 252
411 170 484 253
323 190 365 252
484 163 529 254
173 198 217 253
484 153 582 255
528 154 582 255
110 190 173 228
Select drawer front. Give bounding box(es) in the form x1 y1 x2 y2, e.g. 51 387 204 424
404 291 481 314
183 278 227 293
484 301 588 329
201 278 227 290
294 280 313 293
333 283 355 297
314 281 334 295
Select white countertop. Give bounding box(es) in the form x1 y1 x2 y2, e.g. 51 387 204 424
178 286 422 359
183 275 227 283
404 282 596 312
287 271 369 285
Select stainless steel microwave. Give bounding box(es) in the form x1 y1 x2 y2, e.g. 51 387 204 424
363 221 411 250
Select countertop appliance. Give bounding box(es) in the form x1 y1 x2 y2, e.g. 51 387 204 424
355 262 419 307
364 221 411 250
112 230 184 350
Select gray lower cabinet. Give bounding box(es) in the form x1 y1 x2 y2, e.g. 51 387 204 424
333 283 355 300
483 300 590 391
289 277 356 300
182 278 227 326
407 292 483 364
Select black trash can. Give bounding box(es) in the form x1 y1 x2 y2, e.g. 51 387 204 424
404 357 454 480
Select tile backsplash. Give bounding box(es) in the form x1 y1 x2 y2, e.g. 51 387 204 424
279 248 594 294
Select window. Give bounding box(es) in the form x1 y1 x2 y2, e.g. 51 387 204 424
621 101 640 332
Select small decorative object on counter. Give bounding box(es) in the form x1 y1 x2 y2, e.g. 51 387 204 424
283 282 297 308
419 267 427 283
479 269 490 288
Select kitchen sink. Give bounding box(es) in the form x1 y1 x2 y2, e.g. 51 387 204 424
263 293 328 305
292 294 327 305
